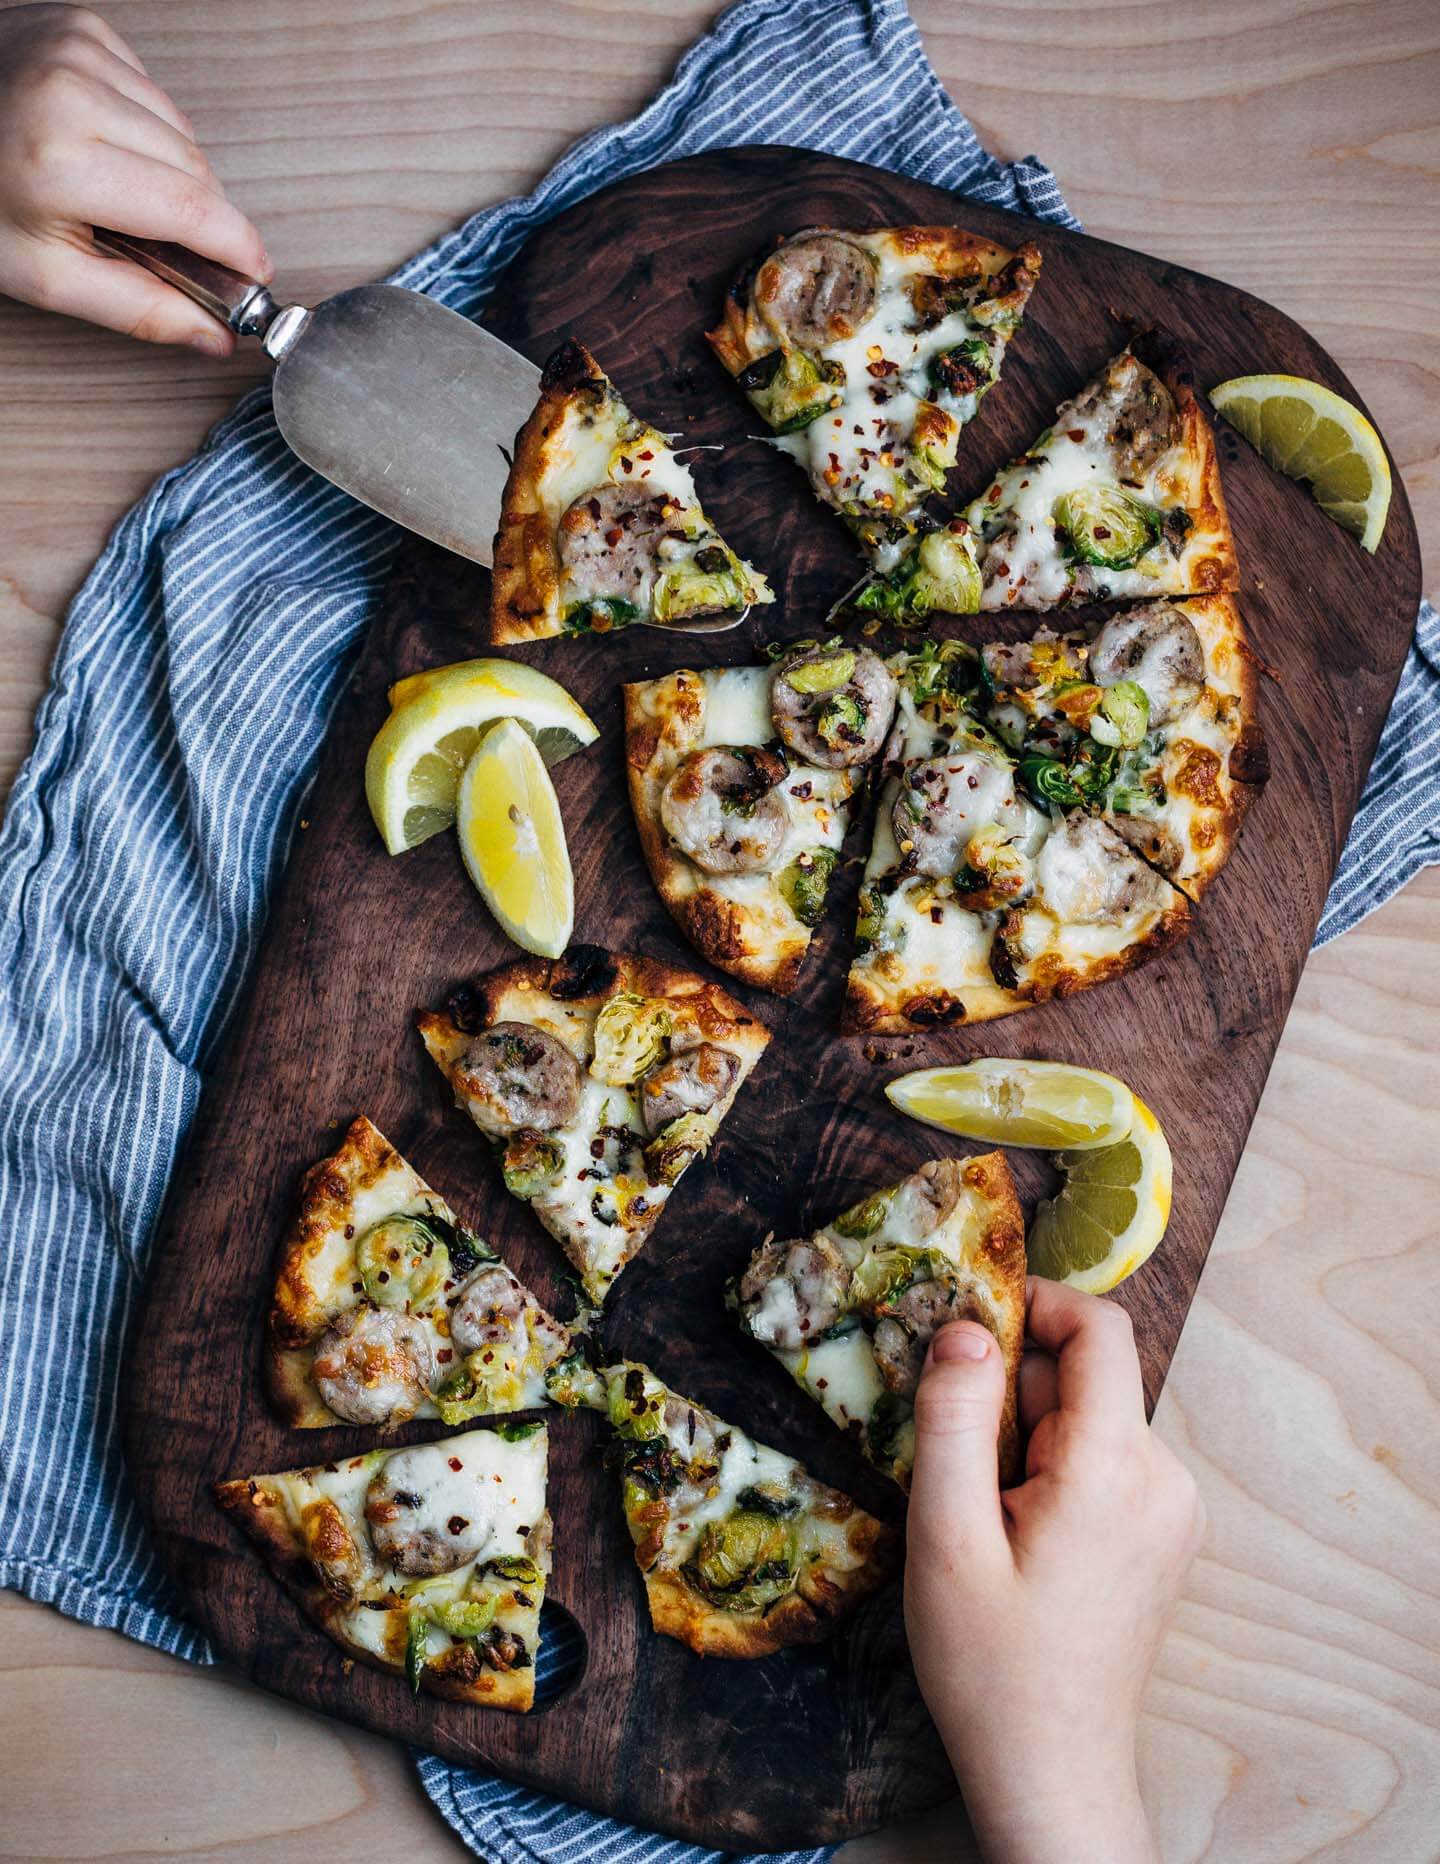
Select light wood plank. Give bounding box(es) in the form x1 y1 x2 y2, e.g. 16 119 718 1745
2 1 1436 1857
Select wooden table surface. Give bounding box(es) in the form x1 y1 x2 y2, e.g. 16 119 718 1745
2 3 1436 1859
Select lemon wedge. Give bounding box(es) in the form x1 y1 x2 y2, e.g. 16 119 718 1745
1026 1097 1173 1294
885 1058 1136 1150
1210 374 1391 553
455 719 573 958
365 658 597 855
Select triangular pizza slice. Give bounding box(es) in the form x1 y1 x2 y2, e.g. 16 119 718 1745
731 1155 1026 1490
491 339 773 643
709 225 1040 573
854 332 1239 621
419 947 769 1304
842 640 1193 1034
623 641 897 993
579 1360 894 1658
267 1115 571 1430
215 1423 551 1710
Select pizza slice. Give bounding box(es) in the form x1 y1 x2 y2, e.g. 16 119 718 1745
709 226 1041 574
976 595 1268 898
418 946 769 1304
731 1155 1025 1490
579 1360 894 1658
215 1422 551 1710
266 1115 571 1430
624 640 897 993
841 640 1193 1033
491 339 773 643
853 332 1238 620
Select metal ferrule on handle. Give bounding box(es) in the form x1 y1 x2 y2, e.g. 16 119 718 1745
91 230 310 358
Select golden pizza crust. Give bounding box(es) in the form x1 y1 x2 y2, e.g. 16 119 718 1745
1129 329 1239 598
840 894 1194 1036
639 1506 896 1659
213 1474 547 1713
949 1149 1028 1488
623 671 837 995
1151 595 1267 900
490 339 601 646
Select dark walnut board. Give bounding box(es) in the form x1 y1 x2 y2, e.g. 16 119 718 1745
123 149 1419 1849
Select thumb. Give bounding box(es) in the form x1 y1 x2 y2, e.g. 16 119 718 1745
907 1321 1009 1564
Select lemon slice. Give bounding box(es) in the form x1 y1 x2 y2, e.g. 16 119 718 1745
1210 374 1391 552
1027 1097 1173 1294
365 659 597 855
455 719 573 958
885 1058 1135 1149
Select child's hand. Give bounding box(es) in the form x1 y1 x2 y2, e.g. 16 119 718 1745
905 1278 1204 1864
0 4 269 351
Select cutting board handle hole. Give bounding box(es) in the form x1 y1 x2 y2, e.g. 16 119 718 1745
532 1597 588 1709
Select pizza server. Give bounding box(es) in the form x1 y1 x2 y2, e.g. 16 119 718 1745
92 229 745 633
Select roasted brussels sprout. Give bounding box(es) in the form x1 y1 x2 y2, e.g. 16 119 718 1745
1017 752 1084 811
486 1555 542 1587
850 1245 939 1312
687 1508 797 1612
1088 678 1150 749
1054 486 1160 570
777 847 838 928
737 346 845 433
590 993 674 1086
833 1188 892 1242
780 645 857 695
428 1596 498 1640
500 1131 565 1200
910 401 960 493
653 553 753 624
853 525 983 622
642 1109 712 1187
355 1216 451 1310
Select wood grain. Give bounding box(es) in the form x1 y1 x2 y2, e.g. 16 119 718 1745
116 147 1418 1849
3 3 1437 1859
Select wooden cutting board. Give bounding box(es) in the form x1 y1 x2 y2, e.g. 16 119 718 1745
122 148 1420 1850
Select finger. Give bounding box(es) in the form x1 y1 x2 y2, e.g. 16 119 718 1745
1024 1277 1145 1428
66 8 153 79
28 244 234 352
79 40 200 142
70 148 269 281
1018 1347 1060 1432
91 93 213 187
907 1321 1010 1568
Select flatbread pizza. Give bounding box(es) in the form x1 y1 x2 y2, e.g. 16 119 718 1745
266 1115 571 1430
623 640 896 993
418 947 769 1303
567 1360 895 1658
732 1154 1025 1489
215 1423 551 1710
491 339 772 643
709 225 1041 575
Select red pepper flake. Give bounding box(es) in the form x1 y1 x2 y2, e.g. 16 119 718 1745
619 456 634 474
930 906 943 924
587 497 602 519
987 484 1002 502
605 526 623 546
1094 525 1111 540
448 1456 463 1471
1067 429 1085 441
447 1516 468 1535
438 1348 453 1364
638 449 654 461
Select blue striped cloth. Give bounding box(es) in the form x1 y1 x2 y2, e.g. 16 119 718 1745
0 1 1432 1859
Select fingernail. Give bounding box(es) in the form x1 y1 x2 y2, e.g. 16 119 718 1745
933 1322 991 1363
257 248 274 281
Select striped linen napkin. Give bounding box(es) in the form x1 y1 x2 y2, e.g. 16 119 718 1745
0 1 1431 1860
